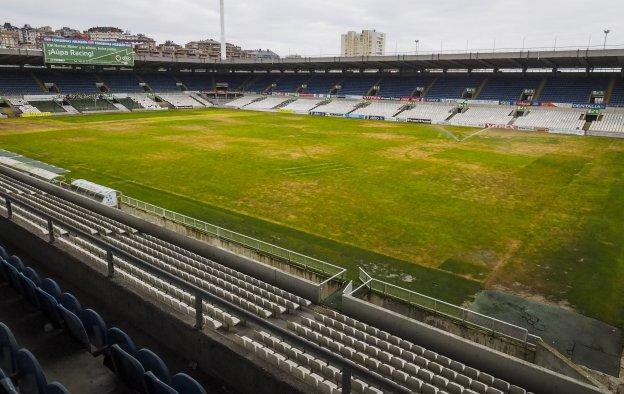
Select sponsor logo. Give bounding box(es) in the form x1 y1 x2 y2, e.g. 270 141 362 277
407 118 432 124
309 111 326 116
485 123 517 130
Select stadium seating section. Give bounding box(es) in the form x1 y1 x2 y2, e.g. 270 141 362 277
0 245 207 394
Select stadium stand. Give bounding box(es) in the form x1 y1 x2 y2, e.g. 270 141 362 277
514 108 586 132
313 100 360 115
539 75 610 104
281 98 326 113
303 74 344 94
213 73 253 92
609 78 624 107
37 71 100 94
396 102 456 122
223 95 264 108
377 74 436 98
127 94 164 110
338 74 380 96
350 101 405 118
245 74 281 94
28 100 66 114
244 96 293 111
477 74 543 102
99 72 144 93
588 112 624 134
140 73 180 92
449 106 516 127
273 73 312 93
0 245 207 393
67 97 118 113
176 73 214 91
0 69 43 95
426 74 487 100
156 93 206 109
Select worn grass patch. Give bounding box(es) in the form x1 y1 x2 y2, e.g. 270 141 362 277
1 108 623 325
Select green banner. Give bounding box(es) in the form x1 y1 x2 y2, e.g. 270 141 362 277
43 38 134 67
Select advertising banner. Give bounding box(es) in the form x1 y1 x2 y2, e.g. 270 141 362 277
43 37 134 66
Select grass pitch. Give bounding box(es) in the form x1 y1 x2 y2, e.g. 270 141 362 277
1 108 623 327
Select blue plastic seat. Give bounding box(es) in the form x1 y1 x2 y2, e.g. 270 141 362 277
0 323 19 375
137 349 171 385
22 268 40 287
40 279 61 301
17 274 39 308
7 256 24 273
80 309 107 350
45 382 69 394
110 344 148 394
144 371 178 394
0 246 9 261
171 374 206 394
57 305 90 350
5 264 22 294
104 328 136 371
15 348 48 394
0 367 18 394
59 293 81 316
34 288 64 328
106 328 136 354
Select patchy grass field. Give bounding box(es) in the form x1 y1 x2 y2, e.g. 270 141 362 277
1 108 623 327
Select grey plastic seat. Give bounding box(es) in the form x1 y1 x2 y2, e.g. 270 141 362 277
136 348 171 384
0 323 19 375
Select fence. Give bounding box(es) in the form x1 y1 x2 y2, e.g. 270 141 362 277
119 195 346 281
357 268 540 345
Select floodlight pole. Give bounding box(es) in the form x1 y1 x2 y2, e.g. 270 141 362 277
603 29 611 49
220 0 226 60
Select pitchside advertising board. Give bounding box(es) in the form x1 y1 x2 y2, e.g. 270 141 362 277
43 38 134 67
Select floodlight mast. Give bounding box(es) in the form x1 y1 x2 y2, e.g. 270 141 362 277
220 0 226 60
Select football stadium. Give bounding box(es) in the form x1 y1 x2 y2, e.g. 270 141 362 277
0 3 623 394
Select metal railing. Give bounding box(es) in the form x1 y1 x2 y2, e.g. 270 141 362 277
0 192 409 394
357 268 540 345
119 195 346 281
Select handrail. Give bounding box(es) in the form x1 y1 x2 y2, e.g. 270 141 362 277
119 194 346 280
354 268 539 345
0 192 409 394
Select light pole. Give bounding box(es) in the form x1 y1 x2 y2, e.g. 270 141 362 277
220 0 226 60
603 29 611 49
415 40 419 55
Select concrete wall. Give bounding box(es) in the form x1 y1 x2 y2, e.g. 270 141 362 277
121 204 341 301
0 217 307 394
358 291 536 361
341 293 607 394
0 166 323 303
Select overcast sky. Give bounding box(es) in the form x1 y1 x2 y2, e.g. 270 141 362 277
5 0 623 57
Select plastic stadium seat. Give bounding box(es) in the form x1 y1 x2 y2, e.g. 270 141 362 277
7 256 24 273
57 305 90 350
40 279 62 301
110 344 148 394
0 323 19 375
59 293 82 315
80 309 107 349
104 327 137 371
4 264 22 294
15 348 48 394
0 246 9 261
0 367 18 394
17 274 39 308
144 371 178 394
22 268 41 287
0 259 8 283
136 349 171 384
171 373 206 394
34 288 64 328
45 382 70 394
